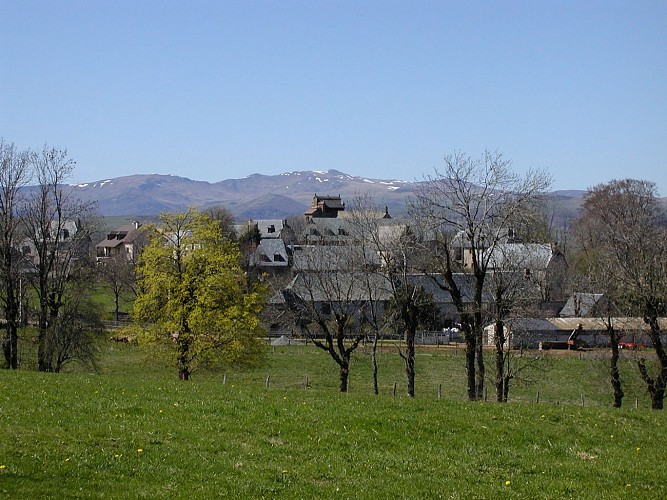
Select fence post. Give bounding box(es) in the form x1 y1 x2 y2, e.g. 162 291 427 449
305 375 309 390
536 390 540 404
581 394 585 407
437 384 442 400
635 397 639 409
223 373 227 385
265 374 270 388
393 382 397 397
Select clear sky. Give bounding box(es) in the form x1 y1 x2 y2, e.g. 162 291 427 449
1 1 666 194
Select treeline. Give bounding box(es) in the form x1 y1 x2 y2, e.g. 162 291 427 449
3 141 667 410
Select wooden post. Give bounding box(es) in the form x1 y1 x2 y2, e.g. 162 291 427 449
635 397 639 409
437 384 442 400
581 394 585 407
305 375 309 390
265 374 270 388
536 390 540 404
393 382 397 397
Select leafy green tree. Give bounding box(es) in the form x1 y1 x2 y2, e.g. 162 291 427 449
133 209 266 380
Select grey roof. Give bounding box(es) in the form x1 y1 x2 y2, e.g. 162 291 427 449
284 271 394 303
559 293 605 317
408 273 493 304
251 238 289 267
256 220 285 239
291 244 380 271
304 218 353 243
484 243 553 271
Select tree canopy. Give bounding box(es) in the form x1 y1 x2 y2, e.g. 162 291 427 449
133 209 266 379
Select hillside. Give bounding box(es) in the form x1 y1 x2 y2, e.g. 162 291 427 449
67 169 588 221
69 170 423 219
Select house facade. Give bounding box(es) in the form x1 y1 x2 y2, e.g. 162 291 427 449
95 222 146 262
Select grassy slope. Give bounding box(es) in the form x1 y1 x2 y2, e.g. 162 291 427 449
1 342 666 498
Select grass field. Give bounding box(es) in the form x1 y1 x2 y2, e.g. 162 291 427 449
1 339 666 498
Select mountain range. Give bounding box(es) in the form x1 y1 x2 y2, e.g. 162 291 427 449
69 169 586 221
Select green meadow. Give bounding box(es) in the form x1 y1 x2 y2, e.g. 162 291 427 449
1 339 666 498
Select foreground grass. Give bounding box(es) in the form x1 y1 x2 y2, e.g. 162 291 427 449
1 343 666 498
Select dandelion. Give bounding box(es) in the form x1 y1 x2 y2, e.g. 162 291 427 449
626 483 632 488
636 447 640 452
137 448 143 454
505 480 511 486
0 465 6 470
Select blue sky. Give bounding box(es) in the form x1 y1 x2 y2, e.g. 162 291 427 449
2 1 666 194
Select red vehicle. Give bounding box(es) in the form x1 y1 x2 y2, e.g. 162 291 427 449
619 335 646 350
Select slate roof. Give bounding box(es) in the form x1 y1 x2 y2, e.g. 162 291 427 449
251 239 289 267
559 293 605 317
291 244 380 271
484 243 553 271
281 271 394 303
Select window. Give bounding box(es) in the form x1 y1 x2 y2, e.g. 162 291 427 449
267 225 275 233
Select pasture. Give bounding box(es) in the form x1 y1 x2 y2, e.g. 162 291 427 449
1 339 666 498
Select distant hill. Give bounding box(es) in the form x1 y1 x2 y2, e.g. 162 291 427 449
66 169 589 221
69 170 418 219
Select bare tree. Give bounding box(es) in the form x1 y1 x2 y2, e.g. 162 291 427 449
22 145 98 372
485 244 549 402
0 140 31 369
202 205 237 241
346 195 436 397
97 253 136 323
345 197 388 395
412 150 551 401
571 216 627 407
285 244 373 392
577 179 667 409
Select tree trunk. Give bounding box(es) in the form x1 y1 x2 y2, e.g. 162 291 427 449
37 304 51 372
503 375 511 403
371 335 379 395
609 327 624 408
495 321 505 402
3 322 18 369
475 326 485 400
637 317 667 410
637 358 665 410
177 336 191 381
465 329 476 401
114 292 120 323
405 330 416 398
339 362 349 392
